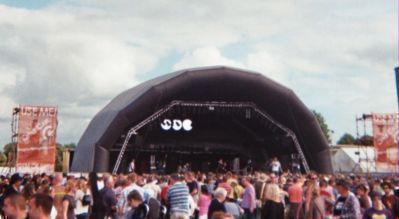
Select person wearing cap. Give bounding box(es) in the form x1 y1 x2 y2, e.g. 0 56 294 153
333 179 361 219
0 173 23 215
363 194 393 219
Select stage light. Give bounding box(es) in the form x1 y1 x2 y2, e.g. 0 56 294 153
209 106 215 111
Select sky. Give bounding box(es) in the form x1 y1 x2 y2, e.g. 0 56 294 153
0 0 397 146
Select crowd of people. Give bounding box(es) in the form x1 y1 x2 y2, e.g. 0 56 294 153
0 169 397 219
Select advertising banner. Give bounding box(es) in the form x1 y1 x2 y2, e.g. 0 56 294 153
372 113 399 172
16 105 58 173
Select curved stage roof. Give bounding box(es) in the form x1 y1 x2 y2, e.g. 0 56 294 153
71 66 333 173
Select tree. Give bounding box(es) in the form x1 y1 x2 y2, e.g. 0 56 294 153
3 142 17 157
312 110 332 144
55 143 63 172
337 133 356 145
0 153 7 166
2 142 75 171
356 135 374 146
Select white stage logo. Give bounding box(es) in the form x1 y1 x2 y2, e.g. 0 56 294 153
161 119 192 131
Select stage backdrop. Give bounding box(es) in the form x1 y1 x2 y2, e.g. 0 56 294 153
16 105 58 173
372 113 399 172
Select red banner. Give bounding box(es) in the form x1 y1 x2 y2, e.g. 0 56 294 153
372 113 399 172
16 105 58 173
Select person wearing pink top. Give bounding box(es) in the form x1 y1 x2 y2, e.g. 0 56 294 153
288 176 304 219
198 185 212 219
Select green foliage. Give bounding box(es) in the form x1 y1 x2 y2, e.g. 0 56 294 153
336 133 374 146
337 133 356 145
356 135 374 146
312 110 332 144
0 153 7 166
3 142 16 157
55 143 64 172
1 142 75 171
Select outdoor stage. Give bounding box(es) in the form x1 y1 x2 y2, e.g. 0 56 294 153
71 66 333 174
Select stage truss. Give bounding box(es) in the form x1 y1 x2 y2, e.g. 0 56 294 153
112 101 311 174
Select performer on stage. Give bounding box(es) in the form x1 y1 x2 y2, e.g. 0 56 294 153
128 159 135 173
217 159 227 173
246 159 253 174
269 157 282 176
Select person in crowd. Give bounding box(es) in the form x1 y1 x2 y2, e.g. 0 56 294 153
230 179 244 202
211 211 234 219
143 175 161 200
308 186 326 219
22 181 36 201
287 176 303 219
217 176 233 201
126 190 148 219
356 184 371 215
160 177 171 206
198 185 212 219
128 159 136 173
144 188 161 219
369 179 384 198
2 194 27 219
28 193 54 219
188 189 198 219
61 179 77 219
167 173 190 219
333 179 362 219
269 157 282 176
261 183 284 219
224 193 243 219
240 176 256 219
118 173 145 215
303 173 318 218
363 193 393 219
185 172 199 206
320 178 335 218
52 173 66 219
75 178 90 219
254 173 267 219
2 173 23 203
100 175 118 219
206 175 217 194
208 188 227 219
381 181 399 219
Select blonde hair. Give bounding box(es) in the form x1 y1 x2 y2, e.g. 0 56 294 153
64 179 76 193
264 184 281 202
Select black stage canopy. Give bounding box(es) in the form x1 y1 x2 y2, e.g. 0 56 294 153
71 66 333 173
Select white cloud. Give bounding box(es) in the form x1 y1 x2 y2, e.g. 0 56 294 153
0 0 396 146
173 47 242 70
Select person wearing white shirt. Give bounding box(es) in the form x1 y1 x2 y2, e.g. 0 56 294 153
118 173 145 216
